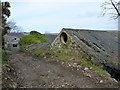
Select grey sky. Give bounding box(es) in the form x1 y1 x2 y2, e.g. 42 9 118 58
3 0 118 33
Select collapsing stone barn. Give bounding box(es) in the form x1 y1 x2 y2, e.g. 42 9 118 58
4 32 29 51
51 28 120 79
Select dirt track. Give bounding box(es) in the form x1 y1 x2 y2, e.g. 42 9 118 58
6 51 119 88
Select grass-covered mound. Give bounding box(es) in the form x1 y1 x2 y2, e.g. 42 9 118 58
20 31 48 46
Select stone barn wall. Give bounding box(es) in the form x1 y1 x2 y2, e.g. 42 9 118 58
50 30 92 62
49 28 120 81
7 42 20 51
50 28 119 67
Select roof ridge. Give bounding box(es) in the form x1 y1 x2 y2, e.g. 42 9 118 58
62 28 108 32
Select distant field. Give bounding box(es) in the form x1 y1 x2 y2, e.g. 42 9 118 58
110 31 120 34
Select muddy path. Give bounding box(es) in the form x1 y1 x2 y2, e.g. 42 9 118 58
5 51 119 88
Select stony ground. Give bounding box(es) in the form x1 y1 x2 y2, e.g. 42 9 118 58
2 50 119 88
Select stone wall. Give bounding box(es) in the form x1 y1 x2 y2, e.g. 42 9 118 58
50 31 91 62
7 43 20 51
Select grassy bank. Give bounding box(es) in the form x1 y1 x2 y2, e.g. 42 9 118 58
23 46 108 76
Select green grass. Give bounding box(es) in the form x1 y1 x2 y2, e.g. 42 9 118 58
2 50 8 65
49 47 108 75
80 59 93 67
32 49 43 56
80 59 107 75
24 48 45 57
91 65 107 75
112 31 120 33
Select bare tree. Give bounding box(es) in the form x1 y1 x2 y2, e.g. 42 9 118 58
14 26 23 33
101 0 120 19
6 21 17 33
7 21 23 33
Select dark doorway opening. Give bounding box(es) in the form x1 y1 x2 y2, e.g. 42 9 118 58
13 44 17 47
60 32 68 43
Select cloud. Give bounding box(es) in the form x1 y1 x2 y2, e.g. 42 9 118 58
7 1 118 33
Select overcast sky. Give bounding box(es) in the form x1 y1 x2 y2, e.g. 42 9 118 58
2 0 118 33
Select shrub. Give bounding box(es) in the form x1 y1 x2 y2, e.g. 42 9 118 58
30 31 42 35
20 31 48 46
20 35 40 46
